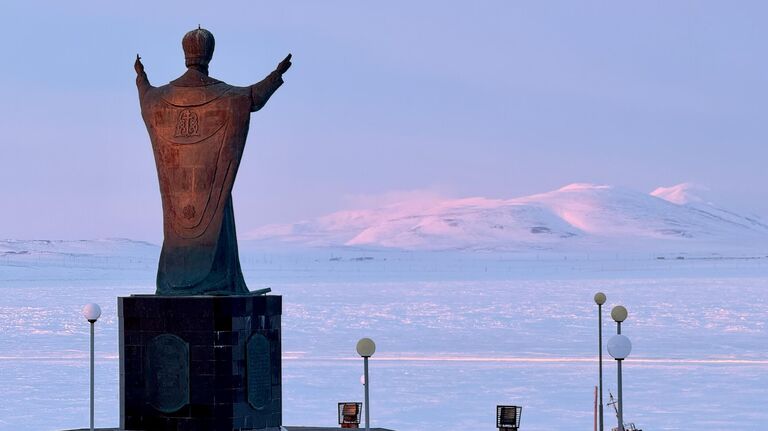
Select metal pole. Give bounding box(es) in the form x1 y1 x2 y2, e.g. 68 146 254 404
615 316 623 431
593 386 597 431
598 304 604 431
364 356 370 431
617 359 624 431
89 320 95 431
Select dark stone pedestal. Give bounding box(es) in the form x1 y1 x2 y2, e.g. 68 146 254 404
118 295 282 431
62 428 399 431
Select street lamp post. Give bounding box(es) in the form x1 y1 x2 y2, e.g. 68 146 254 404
611 305 627 335
594 292 606 431
609 306 629 431
82 303 102 431
356 338 376 431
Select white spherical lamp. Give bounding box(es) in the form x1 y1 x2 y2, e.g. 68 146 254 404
611 305 628 323
356 338 376 357
82 303 102 322
594 292 606 305
607 334 632 360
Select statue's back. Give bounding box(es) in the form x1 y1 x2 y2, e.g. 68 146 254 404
141 77 251 242
134 27 290 295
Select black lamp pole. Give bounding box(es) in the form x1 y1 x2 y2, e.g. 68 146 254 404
594 292 606 431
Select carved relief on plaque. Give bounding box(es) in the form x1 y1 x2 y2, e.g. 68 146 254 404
145 334 190 413
246 333 271 409
174 109 200 137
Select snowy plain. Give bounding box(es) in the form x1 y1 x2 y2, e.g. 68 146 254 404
1 239 767 431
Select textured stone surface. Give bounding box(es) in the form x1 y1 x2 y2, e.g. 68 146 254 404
119 295 282 431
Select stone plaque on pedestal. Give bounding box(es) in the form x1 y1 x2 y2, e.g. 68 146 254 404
119 295 282 431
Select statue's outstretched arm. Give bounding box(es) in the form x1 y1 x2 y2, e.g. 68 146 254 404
250 54 292 112
135 54 152 98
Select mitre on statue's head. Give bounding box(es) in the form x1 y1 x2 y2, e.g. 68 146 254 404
182 27 215 68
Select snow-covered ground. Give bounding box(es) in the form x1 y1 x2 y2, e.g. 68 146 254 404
1 240 767 430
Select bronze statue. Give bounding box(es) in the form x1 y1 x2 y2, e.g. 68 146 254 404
135 28 291 295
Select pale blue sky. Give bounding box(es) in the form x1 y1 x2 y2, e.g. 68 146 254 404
1 1 766 240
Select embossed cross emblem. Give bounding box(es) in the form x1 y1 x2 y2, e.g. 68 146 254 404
174 109 200 137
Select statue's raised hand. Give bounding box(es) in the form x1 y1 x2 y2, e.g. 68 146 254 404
135 54 145 75
276 54 292 75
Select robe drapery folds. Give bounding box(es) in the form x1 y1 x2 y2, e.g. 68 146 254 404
137 68 283 295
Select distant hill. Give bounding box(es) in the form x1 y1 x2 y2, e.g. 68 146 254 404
246 183 768 253
4 184 766 256
0 238 158 258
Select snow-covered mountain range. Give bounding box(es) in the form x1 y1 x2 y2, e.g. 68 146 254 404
247 183 768 252
0 238 157 257
3 184 765 255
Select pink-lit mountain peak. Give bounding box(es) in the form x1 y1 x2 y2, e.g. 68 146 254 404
247 183 768 251
651 183 707 205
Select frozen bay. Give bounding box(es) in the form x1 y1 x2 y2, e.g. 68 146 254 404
1 243 767 430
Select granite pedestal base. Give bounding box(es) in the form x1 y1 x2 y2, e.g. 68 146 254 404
119 295 282 431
